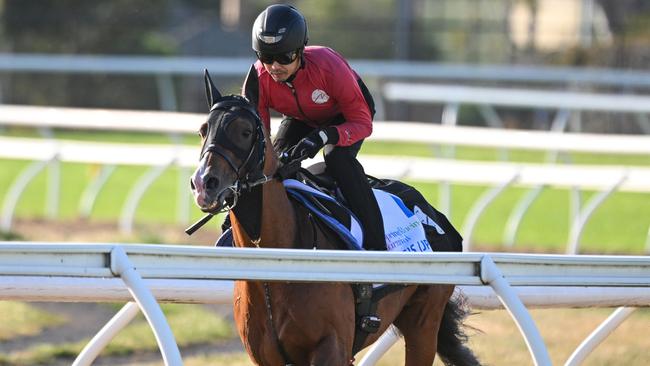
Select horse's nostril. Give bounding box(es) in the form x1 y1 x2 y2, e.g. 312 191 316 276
205 176 219 191
189 177 196 190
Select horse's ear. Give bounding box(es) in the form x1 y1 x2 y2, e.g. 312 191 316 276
204 69 222 109
242 64 259 107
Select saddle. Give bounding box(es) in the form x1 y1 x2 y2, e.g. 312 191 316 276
291 162 463 253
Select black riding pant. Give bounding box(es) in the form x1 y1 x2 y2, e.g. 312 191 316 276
273 118 386 251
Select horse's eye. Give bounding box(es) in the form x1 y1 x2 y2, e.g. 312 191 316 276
199 123 208 138
242 129 253 139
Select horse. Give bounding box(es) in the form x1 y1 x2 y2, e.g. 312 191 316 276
189 67 481 366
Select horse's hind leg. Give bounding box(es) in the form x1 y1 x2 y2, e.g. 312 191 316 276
394 285 454 366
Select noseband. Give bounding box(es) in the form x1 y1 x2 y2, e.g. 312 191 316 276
200 95 272 210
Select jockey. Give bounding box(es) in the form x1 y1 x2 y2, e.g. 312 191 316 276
248 4 385 251
217 4 385 250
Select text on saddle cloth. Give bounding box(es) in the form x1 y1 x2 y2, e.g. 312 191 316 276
283 179 441 253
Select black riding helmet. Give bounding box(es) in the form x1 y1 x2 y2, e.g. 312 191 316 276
252 4 308 55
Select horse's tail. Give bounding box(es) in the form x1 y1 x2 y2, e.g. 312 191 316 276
437 293 483 366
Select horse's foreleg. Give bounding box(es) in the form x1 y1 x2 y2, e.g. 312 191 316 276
308 334 351 366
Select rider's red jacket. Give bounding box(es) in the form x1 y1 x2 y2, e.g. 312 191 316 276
254 46 373 147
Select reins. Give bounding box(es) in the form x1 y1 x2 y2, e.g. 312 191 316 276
184 164 298 235
263 283 295 366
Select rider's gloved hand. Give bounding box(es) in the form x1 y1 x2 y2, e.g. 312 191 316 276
290 127 339 160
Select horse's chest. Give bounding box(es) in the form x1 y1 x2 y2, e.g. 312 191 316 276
234 283 355 350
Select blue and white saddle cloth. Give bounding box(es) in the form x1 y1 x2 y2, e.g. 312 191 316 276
283 179 441 253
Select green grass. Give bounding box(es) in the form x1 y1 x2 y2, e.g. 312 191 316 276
1 130 648 253
0 161 205 224
2 304 232 366
357 307 650 366
0 302 66 341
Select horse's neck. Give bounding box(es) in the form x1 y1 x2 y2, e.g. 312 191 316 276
262 180 298 247
231 137 297 249
231 180 296 248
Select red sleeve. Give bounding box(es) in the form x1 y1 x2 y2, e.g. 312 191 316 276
325 52 373 146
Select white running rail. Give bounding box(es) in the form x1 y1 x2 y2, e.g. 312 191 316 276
383 83 650 114
2 105 650 155
2 53 650 87
0 243 649 366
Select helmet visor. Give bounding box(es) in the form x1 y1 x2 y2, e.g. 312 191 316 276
255 50 299 65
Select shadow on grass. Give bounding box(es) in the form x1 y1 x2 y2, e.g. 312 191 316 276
0 231 24 241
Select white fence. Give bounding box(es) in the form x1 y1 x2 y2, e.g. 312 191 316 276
4 104 650 154
382 82 650 134
0 242 649 365
383 83 650 114
4 54 650 87
1 105 650 253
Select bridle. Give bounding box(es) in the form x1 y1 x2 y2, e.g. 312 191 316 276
199 95 273 211
186 94 299 235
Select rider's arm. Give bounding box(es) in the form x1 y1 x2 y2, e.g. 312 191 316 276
324 50 373 147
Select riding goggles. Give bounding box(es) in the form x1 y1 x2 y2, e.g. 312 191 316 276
255 50 299 65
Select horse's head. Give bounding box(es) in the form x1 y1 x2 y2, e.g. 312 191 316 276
190 67 267 214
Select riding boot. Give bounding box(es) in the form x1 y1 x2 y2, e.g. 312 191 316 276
324 147 386 251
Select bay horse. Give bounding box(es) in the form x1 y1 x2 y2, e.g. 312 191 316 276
190 67 481 366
